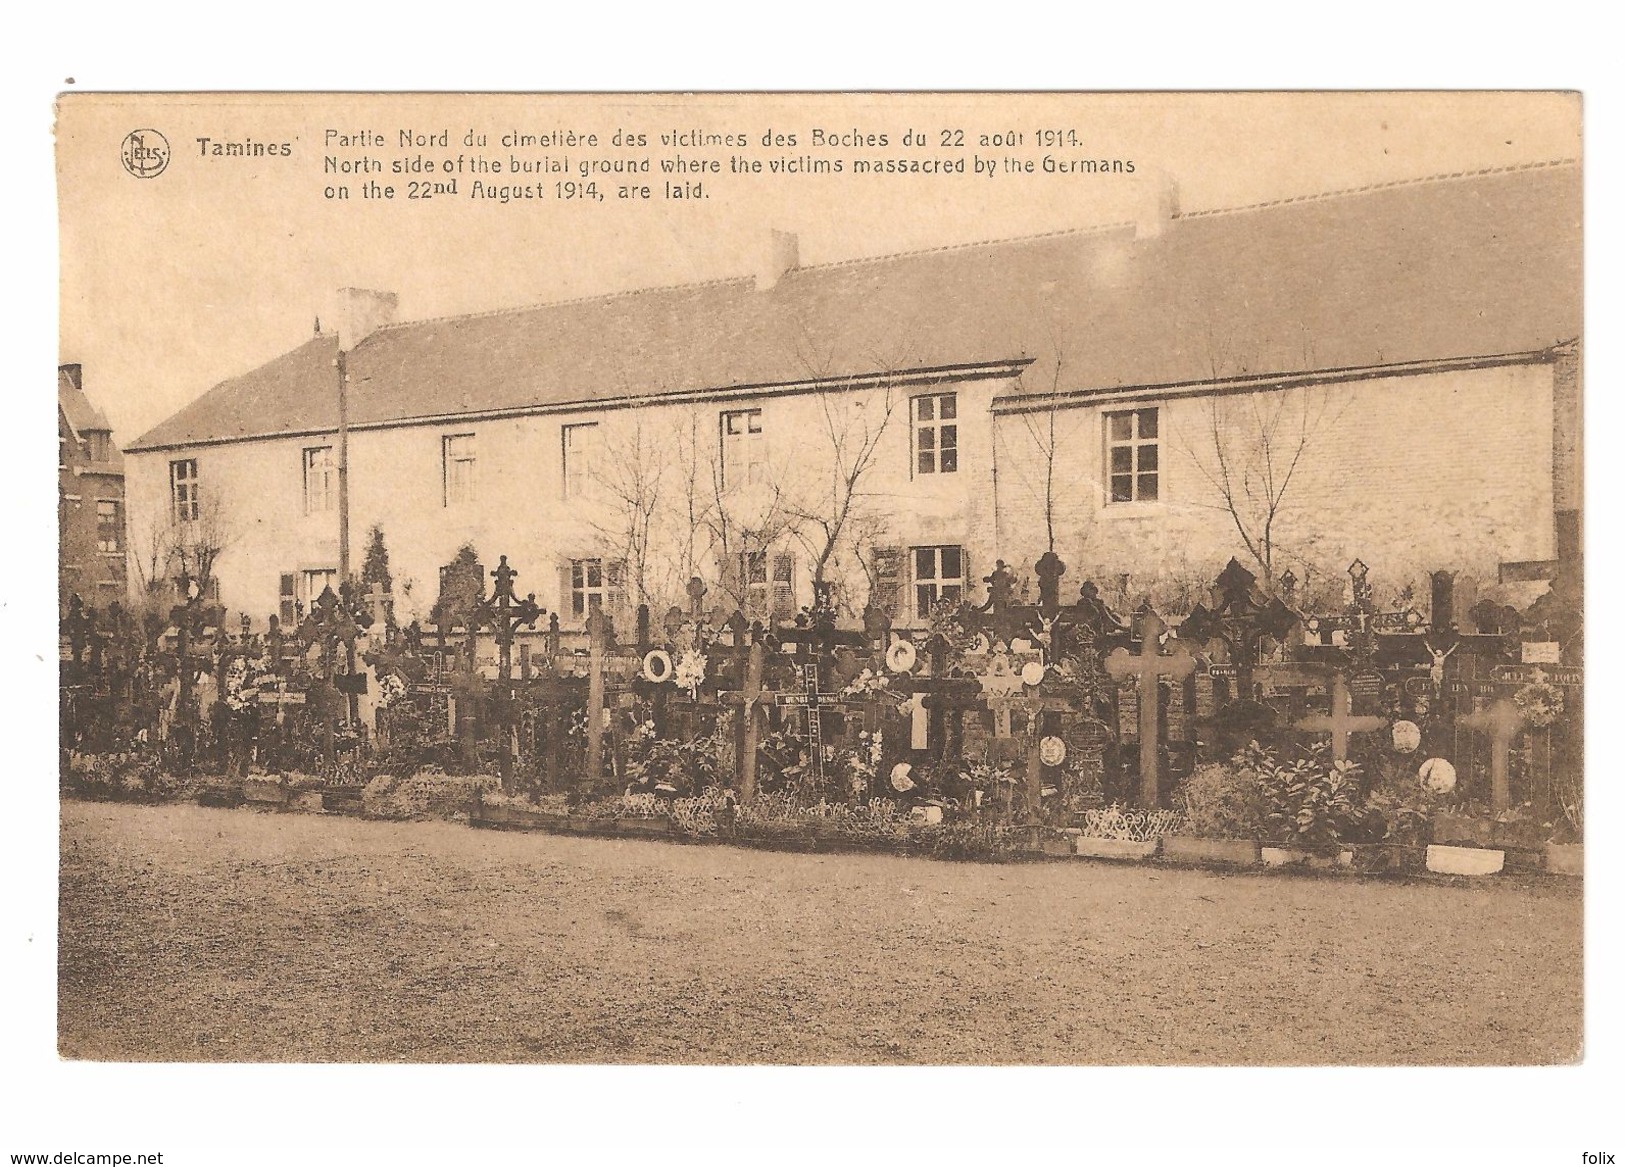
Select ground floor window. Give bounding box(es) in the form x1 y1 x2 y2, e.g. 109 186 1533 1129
913 545 965 619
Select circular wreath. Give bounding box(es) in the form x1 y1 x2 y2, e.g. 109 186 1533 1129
1513 679 1564 728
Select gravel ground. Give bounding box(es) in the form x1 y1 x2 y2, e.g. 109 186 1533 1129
58 801 1582 1065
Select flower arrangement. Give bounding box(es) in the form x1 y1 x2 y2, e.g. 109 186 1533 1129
673 649 707 698
841 730 883 800
375 671 409 710
840 667 900 700
1513 676 1564 727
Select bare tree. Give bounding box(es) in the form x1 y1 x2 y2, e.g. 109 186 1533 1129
1179 376 1345 581
588 417 669 613
784 380 899 610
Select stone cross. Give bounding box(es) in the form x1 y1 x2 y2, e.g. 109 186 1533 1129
1461 698 1526 813
1104 611 1195 807
1295 673 1386 762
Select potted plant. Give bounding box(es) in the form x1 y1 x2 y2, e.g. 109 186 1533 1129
1163 752 1265 866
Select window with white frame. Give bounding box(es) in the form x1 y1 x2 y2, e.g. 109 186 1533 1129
96 500 122 554
912 392 958 475
1105 407 1159 503
570 558 607 618
913 545 965 619
170 459 199 522
562 423 599 499
442 434 476 506
720 409 765 487
303 446 336 514
301 568 338 610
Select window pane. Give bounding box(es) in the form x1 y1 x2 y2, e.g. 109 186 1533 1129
1108 414 1132 442
1138 444 1158 472
1111 474 1133 502
917 427 935 451
747 412 762 434
942 584 963 605
587 562 602 589
940 446 957 474
939 394 956 420
940 424 957 450
1137 409 1158 438
1110 446 1132 474
915 397 934 422
940 546 962 580
918 450 934 475
1138 473 1159 501
917 585 934 618
915 547 935 579
725 413 741 435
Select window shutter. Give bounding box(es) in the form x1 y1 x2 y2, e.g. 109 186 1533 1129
279 574 297 625
607 559 630 632
872 547 904 620
557 561 576 626
719 550 744 616
771 553 796 622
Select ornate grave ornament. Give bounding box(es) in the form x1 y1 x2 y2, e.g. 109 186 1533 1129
1420 756 1458 795
1391 719 1422 753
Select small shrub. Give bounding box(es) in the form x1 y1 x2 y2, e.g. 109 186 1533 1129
1174 758 1265 839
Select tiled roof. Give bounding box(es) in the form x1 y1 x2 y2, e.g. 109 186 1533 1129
128 160 1581 452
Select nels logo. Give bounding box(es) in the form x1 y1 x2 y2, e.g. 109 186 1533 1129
120 129 170 179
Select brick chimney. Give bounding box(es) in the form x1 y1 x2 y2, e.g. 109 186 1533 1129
60 363 83 392
335 287 399 352
754 229 800 291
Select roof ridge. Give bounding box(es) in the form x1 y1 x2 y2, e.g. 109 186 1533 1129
372 274 753 334
1177 157 1579 221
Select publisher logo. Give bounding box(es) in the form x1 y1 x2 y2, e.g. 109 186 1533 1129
120 129 170 178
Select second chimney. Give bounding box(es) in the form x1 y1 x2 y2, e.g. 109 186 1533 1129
755 229 799 291
335 287 400 352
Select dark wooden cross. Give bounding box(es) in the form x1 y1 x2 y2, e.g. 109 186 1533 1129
777 660 845 782
1461 698 1526 813
471 556 544 792
1295 673 1386 762
717 636 770 802
1104 611 1196 807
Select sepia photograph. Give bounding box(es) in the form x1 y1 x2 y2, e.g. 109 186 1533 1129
50 90 1583 1081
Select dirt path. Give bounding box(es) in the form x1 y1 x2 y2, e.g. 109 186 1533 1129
58 801 1582 1064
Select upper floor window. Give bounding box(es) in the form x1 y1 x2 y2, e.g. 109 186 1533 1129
443 434 476 506
1106 407 1159 503
170 458 199 522
721 409 765 487
913 392 958 475
303 446 335 514
96 500 123 554
562 422 599 499
86 432 111 463
913 545 965 619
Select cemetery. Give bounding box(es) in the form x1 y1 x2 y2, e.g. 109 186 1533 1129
58 537 1584 882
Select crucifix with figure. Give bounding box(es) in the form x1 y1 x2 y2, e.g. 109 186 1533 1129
1461 698 1526 813
1104 611 1195 807
1295 673 1386 762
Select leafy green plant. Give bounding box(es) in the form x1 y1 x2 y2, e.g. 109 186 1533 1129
1254 744 1376 851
